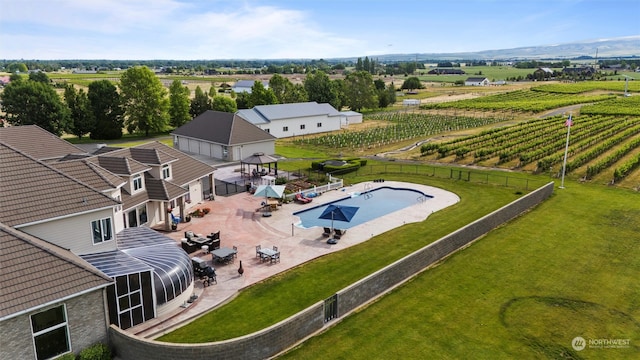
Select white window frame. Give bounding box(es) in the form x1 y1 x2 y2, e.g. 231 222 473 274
132 174 143 192
162 164 171 180
31 305 71 360
91 217 113 244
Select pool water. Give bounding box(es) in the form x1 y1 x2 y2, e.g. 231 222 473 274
293 186 432 229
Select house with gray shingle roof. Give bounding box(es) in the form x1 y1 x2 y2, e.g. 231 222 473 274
0 223 114 360
0 126 213 345
236 102 361 139
171 110 276 161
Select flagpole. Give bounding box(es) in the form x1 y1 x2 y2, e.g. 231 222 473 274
559 113 572 189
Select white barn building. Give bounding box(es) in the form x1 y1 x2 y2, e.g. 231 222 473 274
237 102 361 139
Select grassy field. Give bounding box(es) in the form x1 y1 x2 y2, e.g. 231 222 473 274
279 182 640 359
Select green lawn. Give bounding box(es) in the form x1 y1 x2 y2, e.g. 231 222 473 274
279 183 640 359
158 173 525 343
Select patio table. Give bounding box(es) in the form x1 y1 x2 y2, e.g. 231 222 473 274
211 247 237 264
258 248 277 263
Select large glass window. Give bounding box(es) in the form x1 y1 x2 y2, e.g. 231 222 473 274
31 305 70 360
132 174 143 192
91 217 113 244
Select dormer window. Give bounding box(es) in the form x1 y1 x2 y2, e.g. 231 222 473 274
132 174 143 192
162 164 171 180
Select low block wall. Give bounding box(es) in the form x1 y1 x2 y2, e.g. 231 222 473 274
110 302 324 360
110 182 554 360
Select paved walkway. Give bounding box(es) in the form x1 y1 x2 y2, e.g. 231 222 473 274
130 180 459 339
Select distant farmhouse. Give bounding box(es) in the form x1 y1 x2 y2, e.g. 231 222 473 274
465 77 490 86
562 66 596 77
428 68 466 75
231 80 269 94
236 102 362 139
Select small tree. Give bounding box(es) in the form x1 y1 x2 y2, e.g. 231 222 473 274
211 96 238 113
401 77 423 91
190 86 211 118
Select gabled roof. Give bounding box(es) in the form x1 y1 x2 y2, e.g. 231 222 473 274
466 77 489 82
145 177 188 201
129 147 178 166
0 125 87 161
50 159 126 192
232 80 268 89
92 155 151 176
136 141 215 188
0 223 112 320
253 102 341 121
0 143 119 227
171 110 275 146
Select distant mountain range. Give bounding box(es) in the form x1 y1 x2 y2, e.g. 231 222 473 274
362 36 640 62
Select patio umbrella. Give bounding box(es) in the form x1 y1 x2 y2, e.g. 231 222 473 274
318 204 359 232
253 184 285 216
253 184 285 199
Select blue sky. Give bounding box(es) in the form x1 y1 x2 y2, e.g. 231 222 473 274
1 0 638 60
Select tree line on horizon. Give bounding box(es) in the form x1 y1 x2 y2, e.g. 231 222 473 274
0 67 401 140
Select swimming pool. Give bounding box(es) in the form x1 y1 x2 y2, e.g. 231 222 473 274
293 186 433 229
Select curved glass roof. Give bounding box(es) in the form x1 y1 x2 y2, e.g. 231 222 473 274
82 227 194 306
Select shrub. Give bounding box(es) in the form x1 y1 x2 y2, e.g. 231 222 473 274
275 176 287 185
78 343 111 360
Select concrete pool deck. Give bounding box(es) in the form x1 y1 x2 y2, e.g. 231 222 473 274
132 180 459 339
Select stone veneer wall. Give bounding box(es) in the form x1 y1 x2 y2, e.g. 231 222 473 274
109 182 554 360
0 289 108 360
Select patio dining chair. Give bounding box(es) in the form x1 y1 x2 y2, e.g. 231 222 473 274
273 246 278 252
271 252 280 264
256 245 261 259
233 245 238 258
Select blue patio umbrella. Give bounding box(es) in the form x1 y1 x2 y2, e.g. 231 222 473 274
318 204 359 232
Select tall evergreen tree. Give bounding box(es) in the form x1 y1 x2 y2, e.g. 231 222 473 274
88 80 123 140
168 80 191 127
119 66 169 136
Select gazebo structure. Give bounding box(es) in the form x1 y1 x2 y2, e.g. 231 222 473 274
241 152 278 178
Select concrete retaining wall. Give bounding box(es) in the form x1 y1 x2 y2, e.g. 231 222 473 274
109 182 554 360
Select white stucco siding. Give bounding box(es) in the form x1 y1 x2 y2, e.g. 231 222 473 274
19 208 118 255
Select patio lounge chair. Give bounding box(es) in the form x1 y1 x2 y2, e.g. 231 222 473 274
334 229 347 239
295 193 312 204
322 227 332 237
